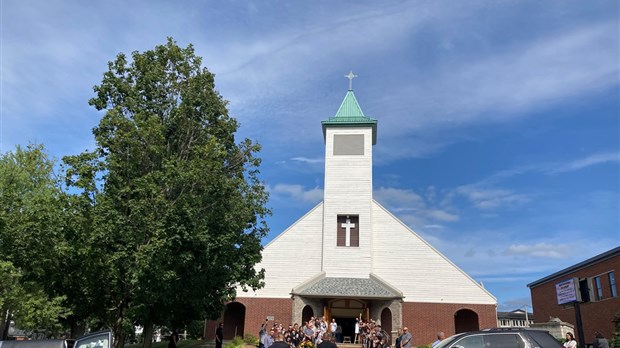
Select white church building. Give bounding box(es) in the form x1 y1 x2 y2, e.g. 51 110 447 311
206 79 497 345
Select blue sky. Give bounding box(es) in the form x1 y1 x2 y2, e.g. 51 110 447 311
2 1 619 312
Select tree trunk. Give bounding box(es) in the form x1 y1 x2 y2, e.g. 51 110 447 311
142 320 154 348
113 308 126 348
70 319 87 339
0 309 9 341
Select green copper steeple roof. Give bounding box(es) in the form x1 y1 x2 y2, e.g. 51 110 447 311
322 89 378 144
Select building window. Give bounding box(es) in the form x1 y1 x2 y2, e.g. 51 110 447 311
337 215 359 247
594 276 603 300
579 278 591 302
610 272 617 298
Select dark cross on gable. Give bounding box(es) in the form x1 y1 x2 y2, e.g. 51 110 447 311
345 70 357 90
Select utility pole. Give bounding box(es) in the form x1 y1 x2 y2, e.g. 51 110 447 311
574 302 586 348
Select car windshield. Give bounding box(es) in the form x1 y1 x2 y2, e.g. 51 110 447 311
525 330 563 348
434 334 465 348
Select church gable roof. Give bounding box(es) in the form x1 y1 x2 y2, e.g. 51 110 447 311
322 90 377 144
292 272 403 299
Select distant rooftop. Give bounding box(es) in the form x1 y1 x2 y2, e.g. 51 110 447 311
497 310 533 320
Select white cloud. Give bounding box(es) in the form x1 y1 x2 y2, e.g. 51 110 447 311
456 186 531 210
5 2 616 166
269 184 323 203
375 187 460 227
291 157 324 164
451 151 618 211
546 152 620 174
423 224 445 230
479 152 620 183
374 187 425 208
449 152 619 211
425 209 459 222
446 22 617 120
505 243 572 259
369 20 619 160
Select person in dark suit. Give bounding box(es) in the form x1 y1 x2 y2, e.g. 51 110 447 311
168 332 179 348
271 332 289 348
318 333 338 348
215 323 224 348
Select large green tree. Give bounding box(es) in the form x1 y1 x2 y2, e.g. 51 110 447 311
0 144 72 339
68 38 269 348
58 151 106 338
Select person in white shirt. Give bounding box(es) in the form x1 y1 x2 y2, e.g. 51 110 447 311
563 332 577 348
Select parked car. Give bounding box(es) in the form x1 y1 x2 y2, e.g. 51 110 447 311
434 328 562 348
0 331 111 348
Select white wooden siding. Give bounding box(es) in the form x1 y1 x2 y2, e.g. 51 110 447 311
371 201 496 304
237 203 324 298
322 127 373 278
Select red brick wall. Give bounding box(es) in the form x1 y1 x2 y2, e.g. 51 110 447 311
206 298 496 346
402 302 497 346
205 297 293 340
529 253 620 342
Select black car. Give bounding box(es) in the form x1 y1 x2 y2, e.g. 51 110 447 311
434 328 562 348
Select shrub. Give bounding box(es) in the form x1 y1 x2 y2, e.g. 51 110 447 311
244 333 259 345
225 336 245 348
610 331 620 348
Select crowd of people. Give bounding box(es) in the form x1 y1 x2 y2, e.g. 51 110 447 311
256 316 401 348
241 317 613 348
354 318 392 348
258 316 339 348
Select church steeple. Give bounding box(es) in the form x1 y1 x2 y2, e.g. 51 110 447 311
320 72 376 278
321 72 377 144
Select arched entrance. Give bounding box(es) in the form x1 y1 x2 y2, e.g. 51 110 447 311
380 307 392 345
223 302 246 339
329 299 367 343
302 305 314 324
454 309 479 333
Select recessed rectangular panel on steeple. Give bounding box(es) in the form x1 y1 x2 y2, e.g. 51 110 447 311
333 134 364 155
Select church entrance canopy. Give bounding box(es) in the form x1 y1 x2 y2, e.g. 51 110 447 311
292 274 402 345
292 272 402 333
291 273 403 300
